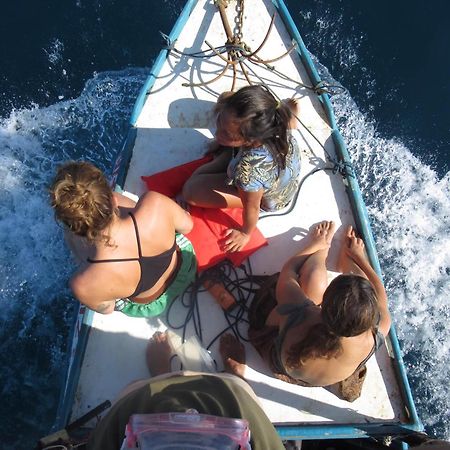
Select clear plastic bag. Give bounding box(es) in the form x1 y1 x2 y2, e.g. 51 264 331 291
125 411 251 449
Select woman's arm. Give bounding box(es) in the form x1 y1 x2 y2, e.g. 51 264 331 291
223 188 263 252
345 238 391 336
70 274 116 314
284 98 300 130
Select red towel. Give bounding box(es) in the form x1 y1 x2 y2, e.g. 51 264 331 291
141 157 268 272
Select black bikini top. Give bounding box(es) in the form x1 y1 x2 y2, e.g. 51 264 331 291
87 212 176 298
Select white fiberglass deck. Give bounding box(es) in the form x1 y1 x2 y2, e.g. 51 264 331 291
72 0 406 428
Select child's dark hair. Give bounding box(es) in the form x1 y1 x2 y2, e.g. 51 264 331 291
285 274 380 368
217 85 292 169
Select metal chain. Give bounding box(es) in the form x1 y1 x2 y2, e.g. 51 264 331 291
234 0 244 43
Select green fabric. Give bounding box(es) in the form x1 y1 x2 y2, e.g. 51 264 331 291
87 374 284 450
118 234 197 318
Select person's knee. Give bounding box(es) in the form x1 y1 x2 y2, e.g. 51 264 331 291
300 267 327 303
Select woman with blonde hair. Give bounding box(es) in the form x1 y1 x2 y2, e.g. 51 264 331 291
50 161 196 317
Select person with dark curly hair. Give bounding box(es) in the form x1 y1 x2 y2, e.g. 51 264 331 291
49 161 196 317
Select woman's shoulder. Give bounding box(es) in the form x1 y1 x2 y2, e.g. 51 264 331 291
133 192 182 236
135 191 174 214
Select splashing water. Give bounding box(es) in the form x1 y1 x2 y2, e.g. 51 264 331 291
0 68 146 449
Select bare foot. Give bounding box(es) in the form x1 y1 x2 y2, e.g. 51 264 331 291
303 220 336 254
219 334 246 378
146 331 172 376
336 226 367 275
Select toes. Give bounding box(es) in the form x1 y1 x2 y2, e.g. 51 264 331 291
316 221 328 234
346 225 353 238
326 221 336 236
150 330 168 345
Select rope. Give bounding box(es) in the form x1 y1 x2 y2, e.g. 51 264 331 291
166 259 269 355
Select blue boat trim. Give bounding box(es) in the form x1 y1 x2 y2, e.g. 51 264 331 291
273 0 422 437
53 307 95 430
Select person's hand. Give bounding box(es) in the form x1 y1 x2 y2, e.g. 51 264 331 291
345 228 366 264
285 97 299 112
222 228 250 253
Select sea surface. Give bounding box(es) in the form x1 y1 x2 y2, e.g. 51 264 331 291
0 1 448 448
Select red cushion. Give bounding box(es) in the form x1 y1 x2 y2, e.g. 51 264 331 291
142 158 268 272
186 206 268 271
141 155 213 198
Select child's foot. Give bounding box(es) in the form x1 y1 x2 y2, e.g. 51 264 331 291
146 331 172 376
219 334 246 378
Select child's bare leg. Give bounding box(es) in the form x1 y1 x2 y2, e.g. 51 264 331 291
336 226 367 278
182 150 241 207
299 221 336 305
182 173 243 208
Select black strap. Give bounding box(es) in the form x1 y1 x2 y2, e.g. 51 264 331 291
128 212 143 257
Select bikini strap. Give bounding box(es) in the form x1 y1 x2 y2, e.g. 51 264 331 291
128 212 143 258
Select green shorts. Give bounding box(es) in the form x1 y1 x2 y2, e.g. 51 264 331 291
115 234 196 318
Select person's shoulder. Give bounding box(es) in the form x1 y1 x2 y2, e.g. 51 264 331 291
134 191 180 228
136 191 171 212
240 145 273 163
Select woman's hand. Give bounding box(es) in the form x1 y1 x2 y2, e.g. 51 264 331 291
223 228 250 252
345 232 366 265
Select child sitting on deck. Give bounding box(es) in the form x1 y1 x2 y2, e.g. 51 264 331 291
182 85 301 253
221 221 391 401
